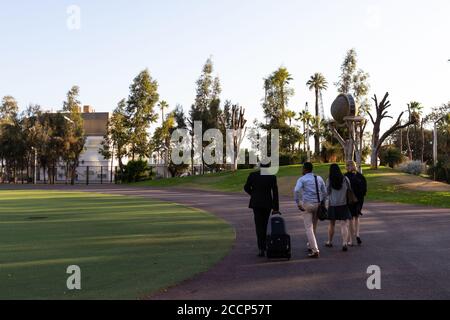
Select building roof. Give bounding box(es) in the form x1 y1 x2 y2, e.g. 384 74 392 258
82 112 109 136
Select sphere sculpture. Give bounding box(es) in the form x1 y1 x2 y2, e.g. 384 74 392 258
330 94 358 124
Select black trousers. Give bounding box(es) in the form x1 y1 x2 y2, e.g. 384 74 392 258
253 208 272 251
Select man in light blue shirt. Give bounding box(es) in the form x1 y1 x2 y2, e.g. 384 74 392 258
293 162 327 258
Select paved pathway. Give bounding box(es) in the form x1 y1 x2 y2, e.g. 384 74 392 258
2 184 450 300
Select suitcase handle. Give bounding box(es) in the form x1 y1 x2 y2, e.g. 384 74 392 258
272 211 282 216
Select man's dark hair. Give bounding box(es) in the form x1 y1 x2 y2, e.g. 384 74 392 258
303 162 313 173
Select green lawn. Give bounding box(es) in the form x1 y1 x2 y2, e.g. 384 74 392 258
0 190 234 300
136 164 450 208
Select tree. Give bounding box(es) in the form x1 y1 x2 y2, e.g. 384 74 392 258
379 145 403 168
307 73 328 155
62 86 86 185
309 116 327 155
158 100 169 123
126 69 159 160
99 99 129 175
368 93 418 169
189 58 222 174
262 67 294 125
151 112 175 178
219 103 247 171
405 101 423 161
21 104 43 182
297 109 313 154
335 49 370 105
0 96 19 122
261 67 299 154
285 110 296 126
0 101 26 182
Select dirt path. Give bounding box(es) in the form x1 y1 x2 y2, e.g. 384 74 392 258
2 184 450 300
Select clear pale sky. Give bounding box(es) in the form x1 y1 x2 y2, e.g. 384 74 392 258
0 0 449 130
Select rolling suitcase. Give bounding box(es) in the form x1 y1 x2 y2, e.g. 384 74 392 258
266 213 291 260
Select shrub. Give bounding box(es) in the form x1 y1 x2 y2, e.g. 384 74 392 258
379 145 403 168
399 160 427 176
279 152 307 166
122 160 150 183
428 161 450 183
321 142 344 163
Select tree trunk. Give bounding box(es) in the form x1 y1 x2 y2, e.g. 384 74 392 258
370 145 379 169
406 126 412 160
421 123 425 163
314 89 320 156
400 129 403 154
303 121 307 152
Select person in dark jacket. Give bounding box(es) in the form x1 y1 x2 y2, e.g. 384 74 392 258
345 161 368 246
244 164 280 257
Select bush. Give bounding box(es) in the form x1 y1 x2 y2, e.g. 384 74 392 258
379 146 403 168
428 161 450 183
321 142 344 163
122 160 150 183
279 152 307 166
399 160 427 176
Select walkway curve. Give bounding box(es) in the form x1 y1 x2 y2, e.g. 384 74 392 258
2 184 450 300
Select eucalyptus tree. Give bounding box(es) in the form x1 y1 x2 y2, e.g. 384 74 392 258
62 86 86 185
126 69 159 160
99 99 130 174
189 58 222 174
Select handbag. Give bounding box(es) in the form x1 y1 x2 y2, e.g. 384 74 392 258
314 175 328 221
345 178 359 205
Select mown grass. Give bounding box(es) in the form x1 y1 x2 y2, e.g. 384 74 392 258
0 191 234 300
135 164 450 208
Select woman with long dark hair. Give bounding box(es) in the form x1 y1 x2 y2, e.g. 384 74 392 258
325 164 353 252
345 161 367 246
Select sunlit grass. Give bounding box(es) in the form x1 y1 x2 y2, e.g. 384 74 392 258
0 191 234 300
135 164 450 208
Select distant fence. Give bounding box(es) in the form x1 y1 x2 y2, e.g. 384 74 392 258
0 166 119 185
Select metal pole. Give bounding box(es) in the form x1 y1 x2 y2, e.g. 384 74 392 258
101 166 103 184
86 166 89 186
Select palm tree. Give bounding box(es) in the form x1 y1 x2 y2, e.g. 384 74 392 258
285 110 296 126
158 100 169 123
310 116 327 155
406 101 423 160
271 67 293 122
306 73 328 155
297 109 313 156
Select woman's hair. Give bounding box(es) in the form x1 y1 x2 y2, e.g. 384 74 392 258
329 164 344 190
346 161 357 172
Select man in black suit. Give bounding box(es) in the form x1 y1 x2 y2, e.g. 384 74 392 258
244 165 280 257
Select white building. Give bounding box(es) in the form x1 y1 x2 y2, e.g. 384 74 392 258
39 106 121 184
